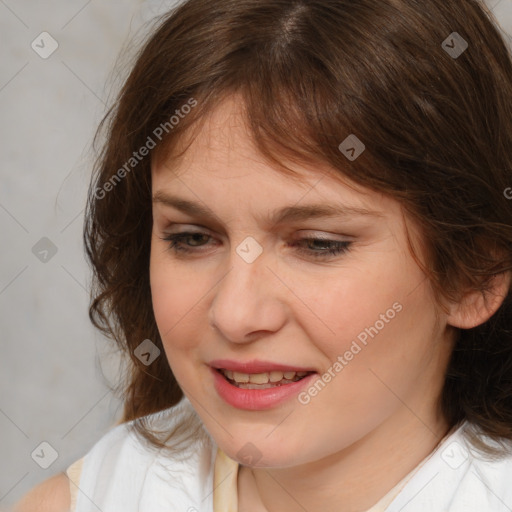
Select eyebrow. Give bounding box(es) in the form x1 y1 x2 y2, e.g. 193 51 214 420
152 191 384 226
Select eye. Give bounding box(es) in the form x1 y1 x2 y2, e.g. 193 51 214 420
159 231 352 260
289 237 352 259
160 232 214 254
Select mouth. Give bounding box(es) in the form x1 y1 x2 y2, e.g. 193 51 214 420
209 362 319 410
214 368 316 389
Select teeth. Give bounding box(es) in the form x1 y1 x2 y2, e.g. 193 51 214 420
233 372 249 383
221 369 310 385
269 371 284 382
249 372 271 384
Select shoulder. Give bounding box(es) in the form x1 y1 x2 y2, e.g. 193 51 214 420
79 399 216 508
14 399 213 512
463 424 512 471
12 420 133 512
388 422 512 511
467 434 512 480
13 472 70 512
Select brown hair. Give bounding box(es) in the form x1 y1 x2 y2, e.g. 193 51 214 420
84 0 512 454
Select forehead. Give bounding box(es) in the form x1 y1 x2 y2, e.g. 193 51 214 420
150 95 400 219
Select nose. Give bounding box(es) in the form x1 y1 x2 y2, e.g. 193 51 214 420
209 245 288 344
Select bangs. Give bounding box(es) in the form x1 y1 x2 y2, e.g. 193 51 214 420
148 0 442 199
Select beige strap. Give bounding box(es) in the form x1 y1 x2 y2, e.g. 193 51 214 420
213 448 239 512
66 457 85 512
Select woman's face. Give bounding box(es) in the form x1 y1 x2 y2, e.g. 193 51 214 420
150 95 454 468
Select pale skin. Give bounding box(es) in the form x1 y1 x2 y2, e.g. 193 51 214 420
148 96 509 512
14 95 509 511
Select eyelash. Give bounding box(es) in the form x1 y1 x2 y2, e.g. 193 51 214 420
159 232 352 260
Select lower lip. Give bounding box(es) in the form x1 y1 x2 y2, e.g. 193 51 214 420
210 367 317 411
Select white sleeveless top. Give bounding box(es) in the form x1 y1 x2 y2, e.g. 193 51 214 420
66 397 512 511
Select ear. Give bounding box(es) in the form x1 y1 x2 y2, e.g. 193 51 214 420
447 271 511 329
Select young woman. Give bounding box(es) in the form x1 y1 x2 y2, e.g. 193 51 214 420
15 0 512 510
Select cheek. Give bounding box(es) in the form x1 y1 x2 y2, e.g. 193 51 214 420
289 279 440 454
292 248 438 382
291 255 411 352
150 260 209 390
149 247 207 352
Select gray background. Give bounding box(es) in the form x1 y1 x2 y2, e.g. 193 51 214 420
0 0 511 509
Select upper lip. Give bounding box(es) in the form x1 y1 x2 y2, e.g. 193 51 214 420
209 359 317 373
